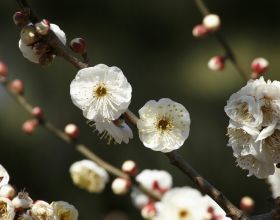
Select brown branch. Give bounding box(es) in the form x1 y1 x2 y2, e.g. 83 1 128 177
193 0 249 81
1 79 161 201
14 1 275 219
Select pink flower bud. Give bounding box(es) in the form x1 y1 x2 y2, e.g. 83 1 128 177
192 24 209 38
64 123 80 139
121 160 138 176
208 56 225 71
141 203 156 219
0 184 16 199
13 11 29 27
35 19 50 35
22 119 38 135
9 79 24 94
70 38 87 54
32 106 44 119
20 25 38 45
251 57 269 75
111 178 131 195
240 196 255 214
203 14 221 31
0 61 8 80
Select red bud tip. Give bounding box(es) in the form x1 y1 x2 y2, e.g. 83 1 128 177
121 160 138 176
208 56 225 71
251 57 269 75
22 119 38 135
192 24 209 38
64 123 80 139
9 79 24 94
70 38 87 54
0 61 8 80
32 106 44 119
13 11 29 27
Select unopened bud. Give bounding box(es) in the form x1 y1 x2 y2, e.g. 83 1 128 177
35 19 50 35
121 160 138 176
111 178 131 195
39 53 54 66
22 119 38 135
20 25 38 45
251 57 269 75
0 184 16 199
32 106 44 119
0 61 8 81
203 14 221 31
10 79 24 94
70 38 87 54
12 191 33 209
240 196 255 214
32 42 50 56
13 11 29 27
64 123 79 139
141 203 156 219
208 56 225 71
192 24 209 38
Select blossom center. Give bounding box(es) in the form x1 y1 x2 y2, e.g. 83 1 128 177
178 209 189 219
94 84 107 97
157 117 173 132
0 202 8 217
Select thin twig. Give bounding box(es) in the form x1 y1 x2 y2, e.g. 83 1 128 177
2 79 161 201
193 0 249 81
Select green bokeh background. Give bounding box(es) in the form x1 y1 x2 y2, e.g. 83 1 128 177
1 0 280 219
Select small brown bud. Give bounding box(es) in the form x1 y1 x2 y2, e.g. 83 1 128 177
35 19 50 35
20 25 39 45
39 53 54 66
70 38 87 54
32 42 50 56
13 11 29 27
9 79 24 94
64 123 80 139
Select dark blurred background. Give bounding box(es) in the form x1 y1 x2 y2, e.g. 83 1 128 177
1 0 280 219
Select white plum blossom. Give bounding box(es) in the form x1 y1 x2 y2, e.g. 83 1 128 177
267 166 280 199
137 98 190 153
19 23 66 63
154 187 231 220
131 169 173 209
0 165 9 188
225 77 280 178
154 187 209 220
70 64 132 122
31 200 55 220
51 201 78 220
88 118 133 144
0 197 15 220
0 184 16 199
69 160 109 193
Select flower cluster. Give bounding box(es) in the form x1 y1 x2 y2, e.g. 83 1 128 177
225 77 280 178
130 169 230 220
18 21 66 65
0 164 78 220
70 64 133 144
